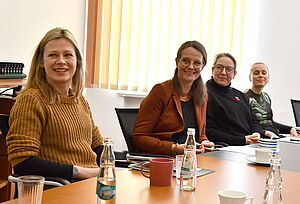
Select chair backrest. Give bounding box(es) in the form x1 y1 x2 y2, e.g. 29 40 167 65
0 114 9 139
115 108 139 153
291 99 300 126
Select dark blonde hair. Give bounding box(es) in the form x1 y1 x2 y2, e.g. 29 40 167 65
20 27 84 103
172 40 207 106
213 53 237 70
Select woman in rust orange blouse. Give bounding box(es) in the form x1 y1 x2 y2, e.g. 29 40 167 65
132 41 214 156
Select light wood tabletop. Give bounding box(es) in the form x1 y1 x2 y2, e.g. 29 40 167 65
0 79 27 89
2 154 300 204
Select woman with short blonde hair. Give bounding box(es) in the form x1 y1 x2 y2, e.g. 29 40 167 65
246 62 298 137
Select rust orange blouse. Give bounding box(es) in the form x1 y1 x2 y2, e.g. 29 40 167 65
132 80 208 156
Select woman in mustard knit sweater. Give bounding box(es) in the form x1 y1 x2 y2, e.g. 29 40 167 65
6 28 103 181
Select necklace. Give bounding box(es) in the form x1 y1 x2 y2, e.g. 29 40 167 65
180 95 191 102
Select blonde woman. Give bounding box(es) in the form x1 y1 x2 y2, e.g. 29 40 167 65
6 28 103 181
245 62 298 137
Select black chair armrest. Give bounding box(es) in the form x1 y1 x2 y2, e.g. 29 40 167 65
115 150 128 160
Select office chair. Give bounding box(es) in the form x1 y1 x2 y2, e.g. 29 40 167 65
290 99 300 134
291 99 300 126
114 108 173 160
0 114 9 139
115 108 139 153
0 113 70 198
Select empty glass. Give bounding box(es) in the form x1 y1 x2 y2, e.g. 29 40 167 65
17 175 45 204
176 155 184 184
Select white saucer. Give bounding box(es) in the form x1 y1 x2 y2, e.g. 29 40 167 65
247 157 270 165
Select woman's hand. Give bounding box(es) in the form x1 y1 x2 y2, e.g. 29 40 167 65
290 128 300 137
245 132 260 144
175 143 205 154
76 166 99 179
175 144 185 155
196 143 205 154
264 130 279 139
201 140 215 152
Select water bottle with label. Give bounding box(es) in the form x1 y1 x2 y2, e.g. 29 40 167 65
180 128 197 191
263 156 283 204
96 137 116 204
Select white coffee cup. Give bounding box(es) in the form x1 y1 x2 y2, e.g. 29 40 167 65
259 138 280 156
218 190 253 204
255 148 272 163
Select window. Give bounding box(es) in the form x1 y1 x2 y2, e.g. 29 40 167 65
85 0 260 92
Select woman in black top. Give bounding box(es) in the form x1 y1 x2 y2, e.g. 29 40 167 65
206 53 265 145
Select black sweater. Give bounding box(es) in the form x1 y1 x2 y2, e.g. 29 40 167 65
206 78 263 145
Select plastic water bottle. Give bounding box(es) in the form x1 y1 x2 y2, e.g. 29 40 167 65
96 137 116 204
263 157 283 204
180 128 197 191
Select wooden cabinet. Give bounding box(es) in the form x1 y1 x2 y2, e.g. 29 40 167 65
0 80 21 202
0 134 13 202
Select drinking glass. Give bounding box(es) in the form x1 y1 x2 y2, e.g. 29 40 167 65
176 155 184 184
18 175 44 204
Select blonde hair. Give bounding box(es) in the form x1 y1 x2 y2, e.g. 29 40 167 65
250 62 269 74
20 27 84 103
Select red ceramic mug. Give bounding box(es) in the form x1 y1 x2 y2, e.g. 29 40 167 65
141 158 174 186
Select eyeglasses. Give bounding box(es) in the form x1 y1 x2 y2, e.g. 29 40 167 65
181 58 203 69
213 64 235 74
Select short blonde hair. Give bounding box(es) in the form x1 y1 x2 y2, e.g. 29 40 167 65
20 27 84 103
250 62 269 77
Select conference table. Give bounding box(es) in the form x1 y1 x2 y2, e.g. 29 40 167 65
2 151 300 204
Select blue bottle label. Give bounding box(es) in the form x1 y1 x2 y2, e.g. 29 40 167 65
181 166 190 172
96 181 116 200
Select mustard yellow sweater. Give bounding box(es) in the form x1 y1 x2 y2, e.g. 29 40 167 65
6 88 103 168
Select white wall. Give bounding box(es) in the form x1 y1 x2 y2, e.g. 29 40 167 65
255 0 300 126
0 0 86 74
85 88 143 151
0 0 137 151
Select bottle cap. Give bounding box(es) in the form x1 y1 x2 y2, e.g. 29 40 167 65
187 128 195 134
103 137 113 144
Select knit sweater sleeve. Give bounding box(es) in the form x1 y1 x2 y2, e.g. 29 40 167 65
13 157 73 181
6 91 47 167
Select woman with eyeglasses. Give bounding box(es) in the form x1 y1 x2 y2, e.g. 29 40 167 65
132 41 214 156
245 62 299 137
205 53 264 145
